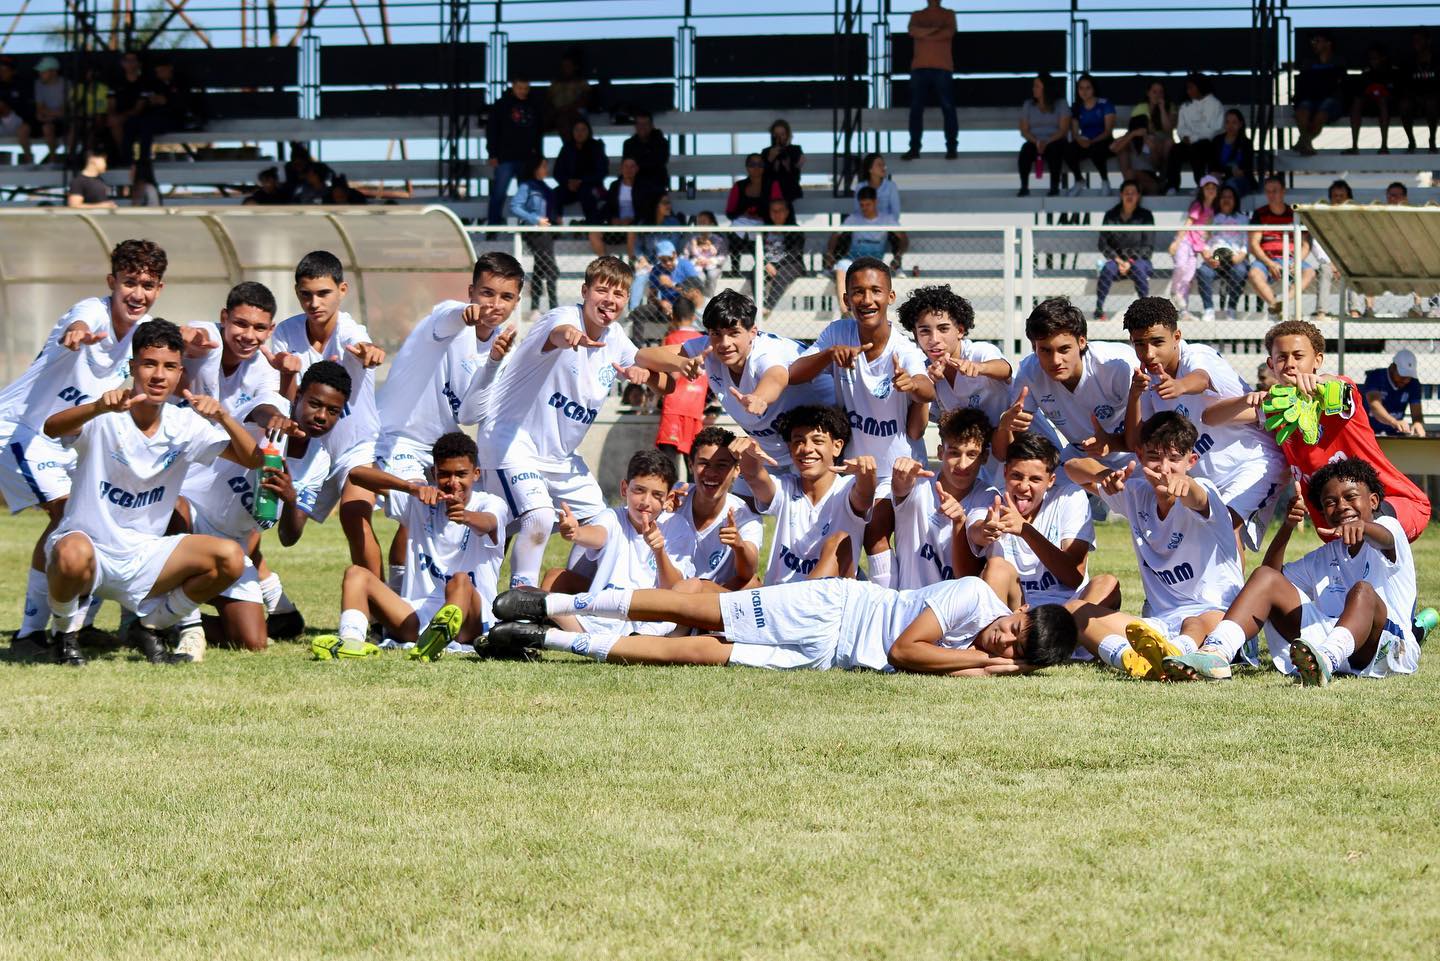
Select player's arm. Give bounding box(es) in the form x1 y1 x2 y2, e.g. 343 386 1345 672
976 356 1012 382
260 464 311 547
177 391 262 467
717 509 761 590
449 504 502 540
1261 483 1304 571
1062 456 1110 491
746 364 790 410
887 607 1026 675
1409 398 1426 435
1365 390 1407 433
44 389 131 438
731 437 778 508
905 398 930 440
633 342 689 375
991 385 1033 463
1174 475 1211 517
346 465 420 496
786 348 835 385
556 503 608 551
1203 391 1263 427
1021 529 1089 589
1124 368 1149 455
949 521 984 579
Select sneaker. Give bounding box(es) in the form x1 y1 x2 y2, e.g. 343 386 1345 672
169 624 206 664
266 608 305 639
10 631 53 661
481 621 547 659
1092 310 1107 322
492 588 552 624
131 624 171 664
900 150 920 162
1162 648 1232 681
411 604 463 662
1289 637 1334 687
311 634 381 660
1224 308 1237 321
944 148 959 160
1125 620 1181 680
1117 646 1159 680
1202 308 1216 323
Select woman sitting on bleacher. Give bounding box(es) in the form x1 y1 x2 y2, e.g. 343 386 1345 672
1194 184 1250 323
755 198 806 315
1064 74 1116 195
727 153 782 226
1094 180 1154 321
1128 79 1176 180
1168 73 1225 193
1017 73 1069 197
1210 109 1257 198
856 153 901 220
552 118 609 224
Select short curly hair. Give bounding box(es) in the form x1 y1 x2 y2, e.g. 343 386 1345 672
938 407 993 454
897 284 975 335
1122 296 1179 333
432 430 478 466
1308 458 1385 509
773 404 851 452
111 239 168 280
297 359 352 401
1264 320 1325 356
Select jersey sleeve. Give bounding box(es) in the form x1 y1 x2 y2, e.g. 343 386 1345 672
679 335 707 359
966 340 1004 364
582 509 622 562
1193 348 1247 398
1056 485 1096 547
897 340 929 377
184 412 233 467
922 580 983 640
480 492 513 543
756 472 792 517
457 353 504 426
429 301 469 342
1095 478 1133 517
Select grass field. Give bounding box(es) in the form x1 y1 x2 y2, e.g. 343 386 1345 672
2 509 1439 961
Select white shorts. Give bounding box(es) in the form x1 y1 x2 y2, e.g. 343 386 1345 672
309 440 377 522
0 422 75 513
376 435 433 521
46 528 186 612
189 507 263 604
719 579 854 671
1213 455 1289 552
487 457 607 521
1265 600 1419 679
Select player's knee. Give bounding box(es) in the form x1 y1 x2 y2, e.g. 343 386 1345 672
51 534 94 578
519 509 553 545
1345 580 1378 607
215 541 246 581
342 564 372 588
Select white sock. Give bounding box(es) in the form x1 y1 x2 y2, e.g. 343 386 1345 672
139 587 201 630
1201 620 1246 662
1173 634 1198 655
20 568 49 635
259 573 296 615
867 550 894 589
1098 634 1132 670
509 510 554 589
178 609 202 629
546 588 631 619
49 592 85 635
542 628 616 662
1323 626 1356 668
338 608 369 642
83 595 101 628
386 565 406 595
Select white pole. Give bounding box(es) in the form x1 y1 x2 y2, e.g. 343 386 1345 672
754 229 765 315
1001 226 1017 358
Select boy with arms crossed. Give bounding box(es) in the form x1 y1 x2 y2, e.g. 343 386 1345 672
1164 461 1419 685
898 285 1011 431
42 321 263 666
789 258 935 587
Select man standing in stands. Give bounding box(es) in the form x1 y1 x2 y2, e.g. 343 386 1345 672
622 111 670 221
903 0 958 162
486 74 542 226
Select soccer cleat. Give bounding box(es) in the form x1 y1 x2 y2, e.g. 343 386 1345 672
1115 646 1158 680
411 604 463 662
266 609 306 639
1289 637 1334 687
169 624 207 664
131 625 171 664
311 634 381 661
1125 621 1181 680
54 631 86 667
481 621 547 659
492 589 552 624
1162 649 1232 682
10 631 53 661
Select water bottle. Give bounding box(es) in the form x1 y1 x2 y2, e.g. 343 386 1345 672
252 430 287 524
1035 155 1044 179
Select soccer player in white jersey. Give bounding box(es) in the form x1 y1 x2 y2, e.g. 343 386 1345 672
897 285 1011 434
1063 411 1247 680
179 361 351 659
268 251 387 576
968 431 1119 615
995 297 1138 471
1120 297 1288 553
471 255 675 589
375 252 524 591
485 575 1077 675
1165 461 1420 686
788 258 935 588
632 289 835 483
890 408 998 590
41 321 263 666
0 239 173 653
667 427 764 591
312 432 509 661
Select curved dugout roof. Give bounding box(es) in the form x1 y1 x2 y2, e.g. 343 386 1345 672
0 206 476 382
1297 203 1440 298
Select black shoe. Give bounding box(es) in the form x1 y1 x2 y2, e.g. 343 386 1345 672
900 150 920 161
481 621 547 659
945 148 959 160
1017 186 1031 197
492 589 552 624
131 624 171 664
11 631 53 661
54 631 86 667
266 609 306 639
77 624 118 651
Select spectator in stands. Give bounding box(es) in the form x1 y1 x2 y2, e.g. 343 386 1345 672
1131 78 1177 174
629 240 699 346
1211 108 1257 197
106 50 145 164
326 173 367 205
65 146 114 208
510 154 560 319
245 166 289 206
295 162 332 205
32 57 66 164
762 119 805 205
1017 73 1069 197
726 153 781 225
1111 114 1163 195
1255 362 1276 390
1293 31 1345 156
1347 44 1400 154
757 197 807 313
590 156 647 258
632 191 687 310
856 153 901 219
1363 349 1427 437
1247 174 1315 315
1195 183 1249 322
0 55 35 164
485 74 542 226
1065 74 1116 195
1310 179 1353 321
826 185 904 307
1168 175 1219 319
1094 179 1154 321
683 211 728 296
552 117 608 223
622 110 670 215
1169 73 1224 191
126 56 196 186
1400 30 1438 154
903 0 958 161
131 159 161 206
545 50 591 143
68 62 111 158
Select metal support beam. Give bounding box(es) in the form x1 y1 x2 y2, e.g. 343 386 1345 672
440 0 472 200
832 0 864 198
1250 0 1280 176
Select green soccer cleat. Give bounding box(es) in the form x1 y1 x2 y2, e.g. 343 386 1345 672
1289 637 1334 687
411 604 464 662
1125 620 1181 680
311 634 381 661
1161 648 1232 682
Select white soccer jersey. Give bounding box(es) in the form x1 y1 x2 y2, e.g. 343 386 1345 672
180 321 284 422
377 300 499 449
678 492 764 586
845 577 1013 672
892 480 998 589
978 482 1094 604
60 406 230 551
576 507 697 637
183 433 330 540
477 304 637 471
1012 341 1137 468
930 339 1011 430
1283 515 1416 631
1138 340 1284 484
680 330 835 467
759 472 869 586
390 486 511 623
1100 476 1244 617
801 319 929 477
0 297 150 432
270 311 381 459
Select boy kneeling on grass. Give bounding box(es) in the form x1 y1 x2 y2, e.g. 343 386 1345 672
1163 460 1421 686
310 432 508 662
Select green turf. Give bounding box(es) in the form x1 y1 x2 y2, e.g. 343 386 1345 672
2 510 1438 960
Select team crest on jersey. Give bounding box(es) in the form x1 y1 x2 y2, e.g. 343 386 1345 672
968 392 982 408
1093 404 1115 422
871 376 892 399
1167 531 1185 550
1175 403 1190 418
708 549 723 570
598 363 617 389
646 552 657 572
157 449 181 471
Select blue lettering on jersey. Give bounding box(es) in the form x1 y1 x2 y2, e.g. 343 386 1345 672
57 385 92 407
919 542 954 581
750 590 767 627
507 471 540 484
778 544 818 575
227 475 256 511
414 550 445 580
1193 432 1215 456
847 410 898 437
1155 562 1195 586
98 481 165 508
442 382 462 418
549 391 597 424
1021 571 1059 593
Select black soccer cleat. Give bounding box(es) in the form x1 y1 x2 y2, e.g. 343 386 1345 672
266 609 306 640
492 589 552 624
54 631 87 667
10 631 53 661
131 624 171 664
481 621 547 659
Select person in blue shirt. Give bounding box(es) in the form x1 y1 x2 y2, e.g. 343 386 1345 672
1363 349 1427 436
629 240 701 346
508 154 558 315
1064 74 1117 195
826 186 903 306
